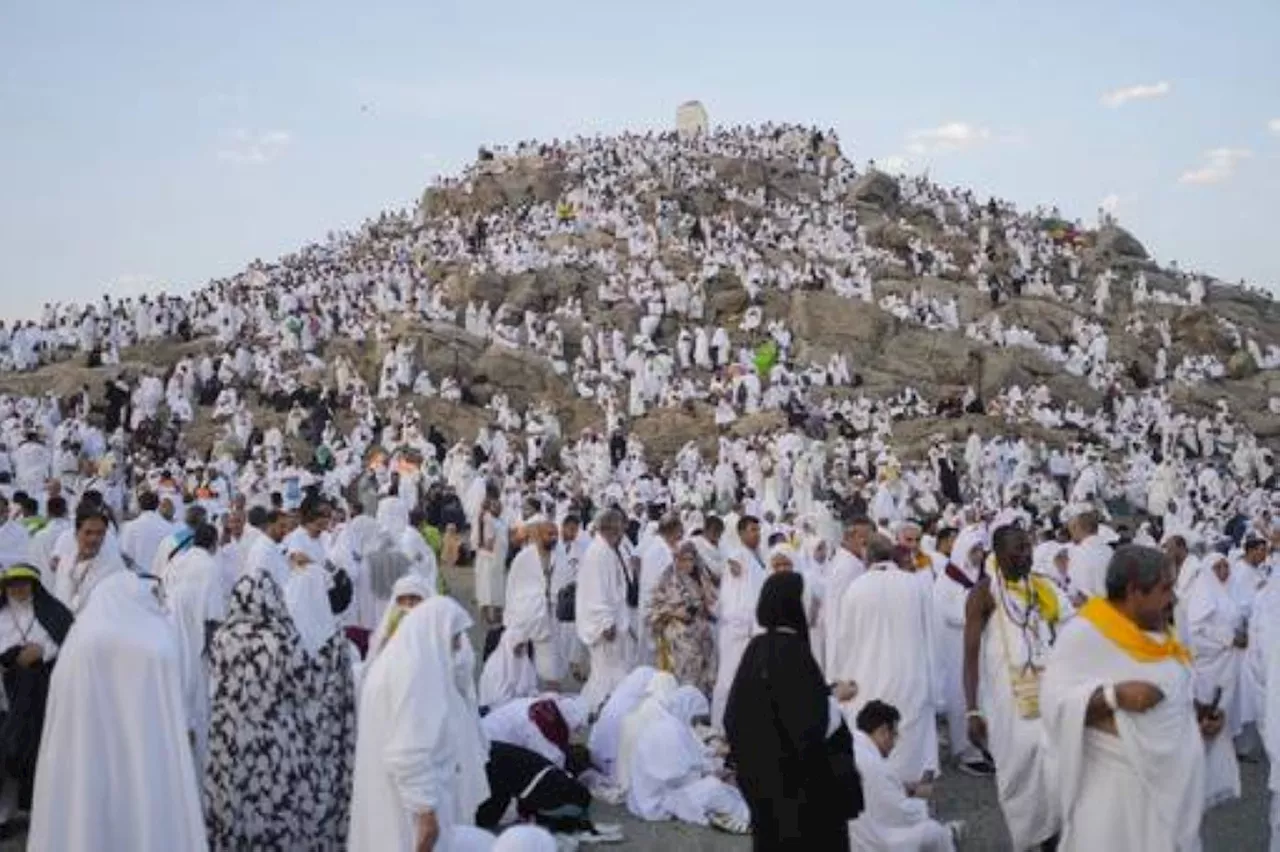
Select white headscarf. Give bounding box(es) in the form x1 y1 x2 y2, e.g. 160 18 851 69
28 572 206 852
365 573 435 666
616 671 679 790
358 596 489 829
588 665 657 778
662 684 710 726
950 527 987 574
285 563 339 656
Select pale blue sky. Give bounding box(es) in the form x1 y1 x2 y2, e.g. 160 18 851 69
2 0 1277 321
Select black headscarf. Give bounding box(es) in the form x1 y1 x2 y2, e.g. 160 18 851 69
725 571 860 850
756 570 809 641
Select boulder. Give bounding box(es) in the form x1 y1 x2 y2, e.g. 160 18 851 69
848 171 901 208
1093 225 1148 260
1228 350 1260 380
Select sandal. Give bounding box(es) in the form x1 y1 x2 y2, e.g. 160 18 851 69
709 811 750 835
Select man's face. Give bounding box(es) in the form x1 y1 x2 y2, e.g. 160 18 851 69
741 522 761 550
305 509 329 537
537 523 559 551
870 723 898 759
159 498 175 521
77 517 107 558
1246 545 1267 567
848 524 871 555
998 532 1033 580
1130 565 1176 632
898 527 921 553
226 512 245 538
562 520 580 542
1162 539 1187 566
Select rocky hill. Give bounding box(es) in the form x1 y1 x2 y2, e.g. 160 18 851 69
4 127 1280 463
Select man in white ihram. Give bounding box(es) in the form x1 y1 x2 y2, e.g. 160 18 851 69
576 509 636 712
1041 545 1214 851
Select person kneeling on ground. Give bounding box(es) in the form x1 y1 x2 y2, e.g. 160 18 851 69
850 700 966 851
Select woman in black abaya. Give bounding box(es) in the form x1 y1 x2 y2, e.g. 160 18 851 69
0 562 72 833
724 571 862 851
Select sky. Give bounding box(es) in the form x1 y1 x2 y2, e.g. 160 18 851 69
2 0 1278 321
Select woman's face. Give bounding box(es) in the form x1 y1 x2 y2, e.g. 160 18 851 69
3 580 34 604
1213 559 1231 583
395 593 424 610
676 550 697 574
813 542 829 564
770 555 794 574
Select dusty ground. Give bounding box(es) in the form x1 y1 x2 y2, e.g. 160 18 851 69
3 563 1270 851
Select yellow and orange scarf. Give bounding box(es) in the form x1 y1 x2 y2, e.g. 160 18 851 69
1079 597 1191 665
984 556 1064 626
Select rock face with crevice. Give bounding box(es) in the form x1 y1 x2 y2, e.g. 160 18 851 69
4 127 1279 462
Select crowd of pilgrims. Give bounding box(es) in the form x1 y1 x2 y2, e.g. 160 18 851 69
0 124 1275 850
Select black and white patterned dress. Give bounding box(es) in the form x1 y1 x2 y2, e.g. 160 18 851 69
296 629 356 850
203 574 312 851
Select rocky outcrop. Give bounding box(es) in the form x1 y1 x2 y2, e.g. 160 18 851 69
1092 225 1148 260
848 170 900 208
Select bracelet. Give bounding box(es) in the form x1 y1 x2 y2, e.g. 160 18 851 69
965 709 983 719
1102 683 1118 711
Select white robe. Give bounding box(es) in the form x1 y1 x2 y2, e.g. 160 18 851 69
834 565 939 783
53 550 126 616
575 535 636 712
849 730 955 851
710 547 765 729
350 597 490 852
28 572 207 852
588 665 656 780
932 544 983 765
637 537 675 666
1040 616 1206 852
976 578 1071 849
823 547 866 677
166 546 226 772
625 685 748 827
1247 577 1280 851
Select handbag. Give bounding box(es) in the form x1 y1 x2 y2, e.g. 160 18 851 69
556 582 577 622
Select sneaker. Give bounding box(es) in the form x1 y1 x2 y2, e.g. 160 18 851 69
956 759 995 777
554 835 581 852
576 828 624 845
947 820 968 847
589 823 623 841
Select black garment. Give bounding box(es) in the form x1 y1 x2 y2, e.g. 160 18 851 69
937 459 962 506
0 585 72 811
475 742 593 833
725 572 861 852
